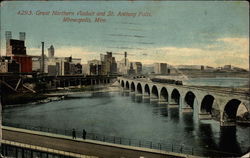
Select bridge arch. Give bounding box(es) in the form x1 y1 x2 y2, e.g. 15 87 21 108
121 80 125 88
151 85 159 99
131 82 135 92
160 87 168 102
144 84 150 96
137 83 143 94
184 91 196 109
223 99 242 121
200 95 215 114
125 81 129 89
171 89 180 105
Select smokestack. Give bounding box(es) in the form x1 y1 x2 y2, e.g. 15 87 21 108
19 32 26 41
41 42 44 73
5 31 12 45
125 52 127 66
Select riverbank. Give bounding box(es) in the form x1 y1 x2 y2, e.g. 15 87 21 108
2 82 120 107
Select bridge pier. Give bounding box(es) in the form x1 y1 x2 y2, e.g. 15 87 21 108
135 93 143 96
199 113 212 120
123 89 130 92
158 101 168 105
142 95 150 99
168 99 179 106
130 91 136 94
220 120 236 126
182 107 193 113
150 97 159 101
158 98 168 104
168 104 178 108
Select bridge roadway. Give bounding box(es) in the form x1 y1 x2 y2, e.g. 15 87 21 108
118 77 250 126
2 126 197 158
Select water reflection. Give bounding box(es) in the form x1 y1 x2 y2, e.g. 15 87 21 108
182 113 195 143
219 126 242 156
142 97 150 104
121 91 130 97
151 101 160 115
198 123 217 149
159 106 168 117
169 108 179 122
135 95 143 103
182 113 194 127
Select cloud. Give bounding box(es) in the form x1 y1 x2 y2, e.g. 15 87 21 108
217 38 249 49
127 37 249 69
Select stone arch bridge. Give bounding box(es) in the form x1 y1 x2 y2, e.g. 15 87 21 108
118 77 249 127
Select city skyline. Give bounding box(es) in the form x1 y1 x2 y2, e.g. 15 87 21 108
0 1 249 69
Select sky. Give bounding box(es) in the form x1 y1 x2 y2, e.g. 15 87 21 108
0 1 249 69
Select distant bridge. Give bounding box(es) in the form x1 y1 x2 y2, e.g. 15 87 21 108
118 77 250 126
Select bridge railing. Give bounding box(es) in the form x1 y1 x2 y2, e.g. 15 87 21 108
2 122 243 157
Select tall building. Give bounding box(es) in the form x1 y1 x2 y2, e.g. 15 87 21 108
6 39 27 56
87 59 101 75
5 31 32 73
31 45 82 75
117 60 130 75
47 63 59 76
100 52 117 75
128 63 136 75
111 57 117 74
47 57 82 76
46 45 82 75
5 31 12 46
132 62 142 74
89 63 99 75
48 45 55 58
124 52 128 67
154 63 168 74
31 55 48 73
19 32 25 41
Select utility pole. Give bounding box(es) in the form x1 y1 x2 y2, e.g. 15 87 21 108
124 51 127 66
41 42 44 74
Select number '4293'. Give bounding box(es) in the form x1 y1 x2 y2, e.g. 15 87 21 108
17 10 32 15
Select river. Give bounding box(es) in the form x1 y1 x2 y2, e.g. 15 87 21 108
2 77 250 157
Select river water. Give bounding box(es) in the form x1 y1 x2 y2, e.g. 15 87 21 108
2 77 250 157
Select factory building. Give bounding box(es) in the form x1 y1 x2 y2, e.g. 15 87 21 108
0 56 20 73
117 52 130 75
31 45 82 76
154 63 169 75
5 31 32 73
